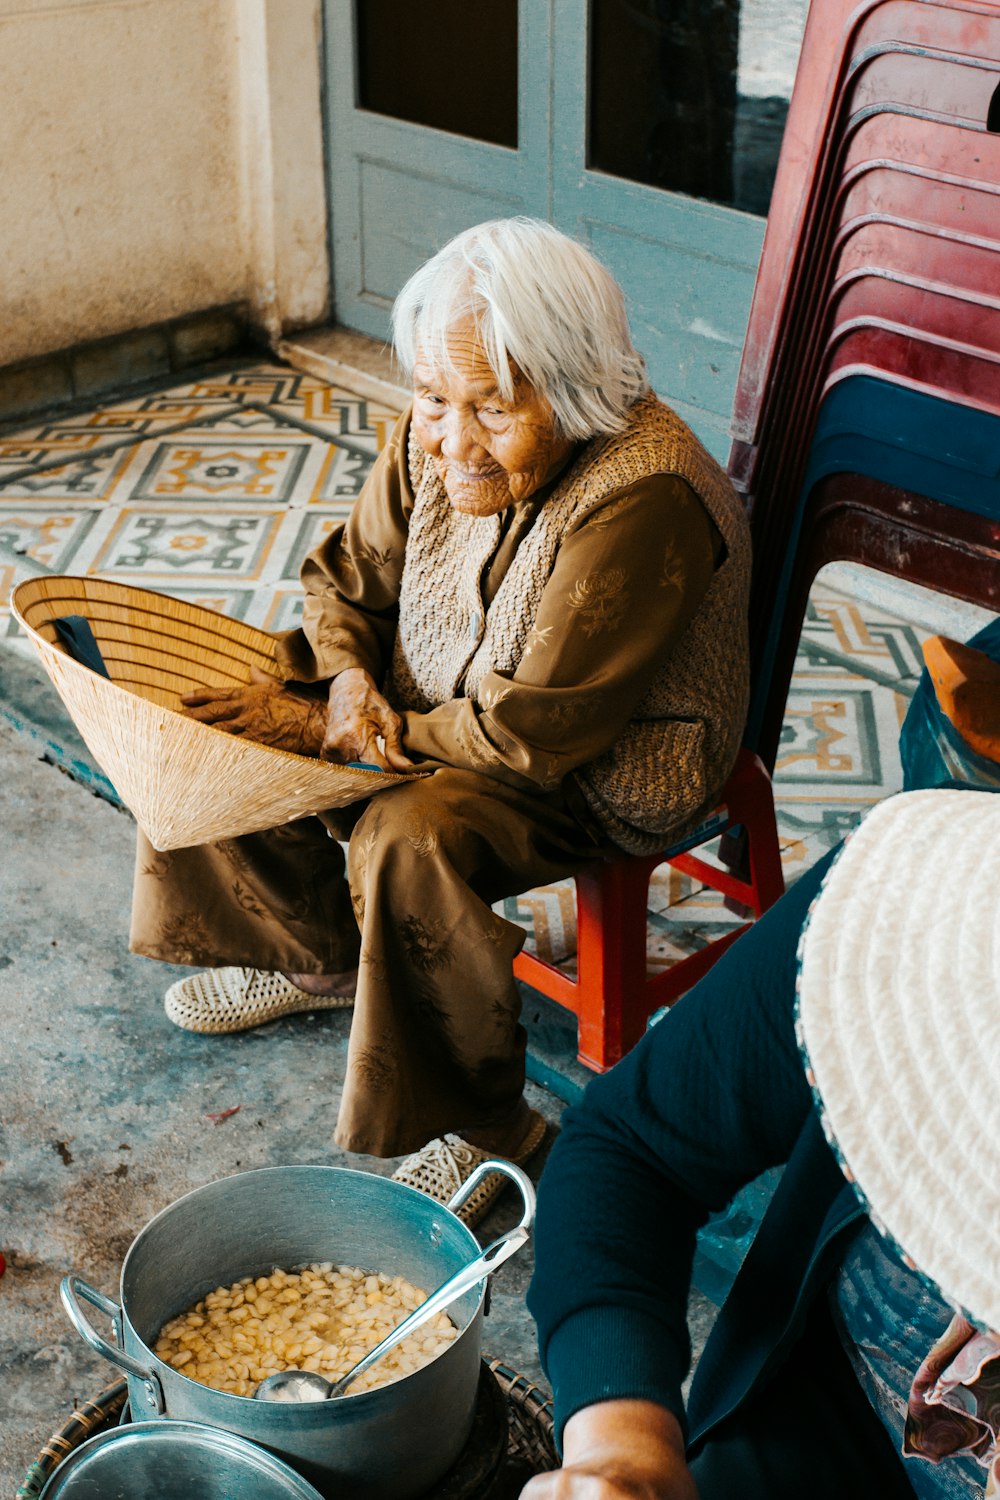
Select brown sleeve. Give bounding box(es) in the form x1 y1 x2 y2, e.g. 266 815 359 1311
275 408 414 684
401 474 719 790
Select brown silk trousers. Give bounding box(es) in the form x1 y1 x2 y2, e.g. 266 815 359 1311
130 769 610 1157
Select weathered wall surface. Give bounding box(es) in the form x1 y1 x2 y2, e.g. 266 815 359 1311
0 0 329 368
236 0 330 344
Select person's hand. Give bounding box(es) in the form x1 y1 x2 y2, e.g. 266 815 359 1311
520 1402 698 1500
322 667 415 772
181 667 327 756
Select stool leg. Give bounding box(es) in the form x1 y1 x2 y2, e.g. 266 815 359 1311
748 811 785 913
721 752 786 916
573 860 652 1070
718 825 753 918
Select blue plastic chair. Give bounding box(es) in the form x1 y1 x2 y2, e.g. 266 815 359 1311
746 375 1000 756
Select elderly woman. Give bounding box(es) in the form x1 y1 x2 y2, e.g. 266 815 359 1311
130 217 750 1220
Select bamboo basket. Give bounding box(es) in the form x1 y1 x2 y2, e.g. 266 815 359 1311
16 1381 128 1500
11 576 418 851
16 1366 556 1499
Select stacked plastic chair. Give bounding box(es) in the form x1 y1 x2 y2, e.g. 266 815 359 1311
730 0 1000 767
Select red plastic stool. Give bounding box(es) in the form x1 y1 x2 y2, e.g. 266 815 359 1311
512 748 785 1071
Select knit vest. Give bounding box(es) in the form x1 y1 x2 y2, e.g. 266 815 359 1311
386 394 751 855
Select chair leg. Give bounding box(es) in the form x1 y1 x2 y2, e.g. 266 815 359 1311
739 799 785 915
718 825 753 917
720 752 786 915
514 756 783 1072
572 859 653 1071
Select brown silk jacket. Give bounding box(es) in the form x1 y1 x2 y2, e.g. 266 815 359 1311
278 396 750 854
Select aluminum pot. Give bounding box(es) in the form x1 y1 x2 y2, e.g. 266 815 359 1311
61 1162 534 1500
39 1420 327 1499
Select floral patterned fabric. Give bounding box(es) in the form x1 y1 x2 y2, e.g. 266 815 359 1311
132 767 618 1157
833 1223 998 1498
134 402 727 1156
277 406 721 814
906 1316 1000 1497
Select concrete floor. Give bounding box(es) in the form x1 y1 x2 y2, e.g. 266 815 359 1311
0 705 573 1488
0 694 719 1491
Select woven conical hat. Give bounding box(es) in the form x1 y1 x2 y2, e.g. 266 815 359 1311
797 788 1000 1331
12 575 415 851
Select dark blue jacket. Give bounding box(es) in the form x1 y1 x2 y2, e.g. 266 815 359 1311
527 846 867 1450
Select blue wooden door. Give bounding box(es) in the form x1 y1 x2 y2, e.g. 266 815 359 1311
325 0 551 343
325 0 802 462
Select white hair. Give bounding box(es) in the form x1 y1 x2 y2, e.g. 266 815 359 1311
391 218 649 440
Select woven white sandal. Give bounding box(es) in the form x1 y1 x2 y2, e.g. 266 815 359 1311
164 967 355 1035
391 1109 548 1228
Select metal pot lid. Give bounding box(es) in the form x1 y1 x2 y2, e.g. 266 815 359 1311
39 1419 327 1499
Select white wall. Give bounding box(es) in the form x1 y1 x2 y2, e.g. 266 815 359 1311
0 0 329 368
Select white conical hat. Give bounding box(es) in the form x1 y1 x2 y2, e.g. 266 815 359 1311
796 787 1000 1330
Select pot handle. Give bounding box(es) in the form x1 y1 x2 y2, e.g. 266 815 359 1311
446 1158 536 1232
60 1275 165 1414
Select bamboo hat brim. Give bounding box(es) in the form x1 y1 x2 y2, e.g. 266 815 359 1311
795 787 1000 1330
12 575 415 851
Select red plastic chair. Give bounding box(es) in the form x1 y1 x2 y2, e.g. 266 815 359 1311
847 47 1000 122
822 324 1000 415
835 166 1000 241
832 220 1000 290
512 748 785 1072
831 275 1000 352
731 7 1000 475
840 112 1000 185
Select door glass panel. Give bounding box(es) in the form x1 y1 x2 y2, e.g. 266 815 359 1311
356 0 519 148
588 0 808 215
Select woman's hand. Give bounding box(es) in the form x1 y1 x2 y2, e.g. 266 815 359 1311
521 1402 698 1500
181 667 327 757
323 667 415 772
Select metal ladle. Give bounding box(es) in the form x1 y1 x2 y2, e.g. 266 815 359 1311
255 1223 528 1403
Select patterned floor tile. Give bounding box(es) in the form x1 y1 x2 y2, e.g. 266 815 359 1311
85 507 285 580
0 398 248 484
0 507 102 574
497 882 578 966
136 586 260 622
647 860 700 915
0 361 394 490
158 363 402 446
141 366 325 409
804 590 927 684
0 362 301 484
260 589 308 633
773 816 864 882
121 435 318 507
156 405 379 504
0 407 333 505
308 442 377 504
0 384 379 618
647 892 742 969
0 446 138 503
777 680 903 791
241 587 288 631
278 511 356 580
154 405 326 438
247 373 402 450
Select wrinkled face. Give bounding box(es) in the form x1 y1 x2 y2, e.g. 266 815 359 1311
411 320 574 516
